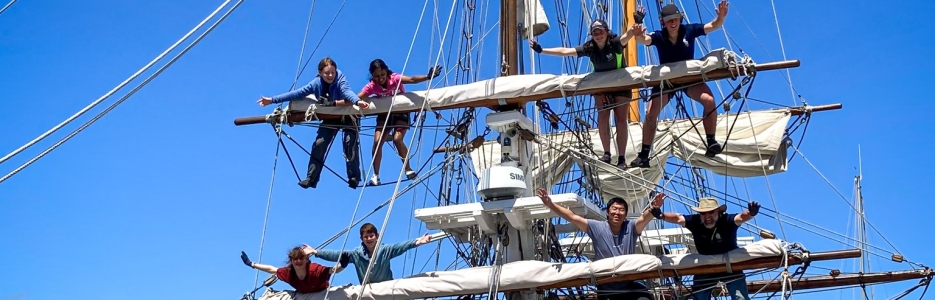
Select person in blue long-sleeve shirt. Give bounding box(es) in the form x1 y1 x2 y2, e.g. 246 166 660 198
257 57 371 189
306 223 432 284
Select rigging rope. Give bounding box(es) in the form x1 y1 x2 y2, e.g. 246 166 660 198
0 0 235 168
289 0 318 90
357 0 460 292
251 124 284 290
767 0 797 106
0 0 245 184
0 0 16 16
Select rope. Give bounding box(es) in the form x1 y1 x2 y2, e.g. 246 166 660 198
289 0 318 90
252 124 284 290
0 0 235 167
357 0 460 293
767 0 797 106
0 0 245 184
321 0 438 295
0 0 16 16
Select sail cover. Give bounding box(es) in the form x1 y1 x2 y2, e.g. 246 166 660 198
256 240 784 300
284 49 740 117
469 109 793 204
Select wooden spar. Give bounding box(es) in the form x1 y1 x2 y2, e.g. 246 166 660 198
514 248 861 292
748 268 933 294
430 102 842 153
231 60 800 126
623 0 640 123
558 269 933 299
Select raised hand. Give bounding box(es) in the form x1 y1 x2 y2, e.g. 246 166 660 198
427 65 443 79
536 188 552 205
633 6 646 24
651 207 663 219
716 0 729 18
747 201 760 216
240 251 253 267
257 96 273 107
650 192 666 208
415 233 431 245
338 252 351 267
529 40 543 53
301 244 317 256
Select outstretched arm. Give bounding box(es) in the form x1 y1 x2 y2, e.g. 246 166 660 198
634 192 665 235
631 7 653 45
333 78 363 107
703 0 729 34
536 188 589 232
386 239 419 259
401 65 443 84
734 201 759 226
529 40 579 57
651 208 686 226
240 251 279 274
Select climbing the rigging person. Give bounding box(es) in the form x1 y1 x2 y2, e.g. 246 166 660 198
239 245 351 294
537 188 664 300
357 59 443 186
628 0 729 169
529 19 643 170
256 57 370 189
651 197 760 300
302 223 433 284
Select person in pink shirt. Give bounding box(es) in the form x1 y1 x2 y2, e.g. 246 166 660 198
358 59 443 186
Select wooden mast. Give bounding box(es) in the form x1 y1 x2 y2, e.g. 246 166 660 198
623 0 641 123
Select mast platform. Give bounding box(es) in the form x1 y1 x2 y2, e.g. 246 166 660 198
414 192 603 243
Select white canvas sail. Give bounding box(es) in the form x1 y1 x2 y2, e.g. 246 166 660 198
283 49 742 117
468 109 793 204
257 240 784 300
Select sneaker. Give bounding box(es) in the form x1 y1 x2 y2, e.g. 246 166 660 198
348 177 360 189
704 141 723 158
629 157 650 168
599 153 611 164
368 174 381 186
405 170 417 180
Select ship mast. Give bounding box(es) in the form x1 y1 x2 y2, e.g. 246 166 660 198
855 146 873 300
622 0 640 123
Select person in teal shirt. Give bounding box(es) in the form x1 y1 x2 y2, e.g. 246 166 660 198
306 223 432 284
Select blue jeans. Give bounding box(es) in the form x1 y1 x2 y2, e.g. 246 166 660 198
691 272 749 300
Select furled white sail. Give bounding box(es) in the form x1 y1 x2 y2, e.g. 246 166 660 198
468 109 793 205
257 240 784 300
284 49 741 117
518 0 550 38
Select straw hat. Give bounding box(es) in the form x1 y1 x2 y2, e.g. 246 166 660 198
690 197 727 213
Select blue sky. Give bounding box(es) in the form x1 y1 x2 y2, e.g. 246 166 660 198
2 0 934 299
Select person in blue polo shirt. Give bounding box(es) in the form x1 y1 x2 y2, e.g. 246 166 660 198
528 20 642 170
651 197 759 300
629 1 729 168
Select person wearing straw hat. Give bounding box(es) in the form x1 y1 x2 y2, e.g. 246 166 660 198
651 197 759 300
537 188 664 300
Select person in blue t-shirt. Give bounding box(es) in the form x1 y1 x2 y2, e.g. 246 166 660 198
651 197 760 300
537 187 664 300
629 1 730 169
528 20 642 170
257 57 371 189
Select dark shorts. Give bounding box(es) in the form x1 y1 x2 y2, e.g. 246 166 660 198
594 90 632 110
649 80 704 100
375 112 411 129
595 281 652 300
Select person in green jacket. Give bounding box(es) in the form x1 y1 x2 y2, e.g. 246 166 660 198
306 223 432 284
